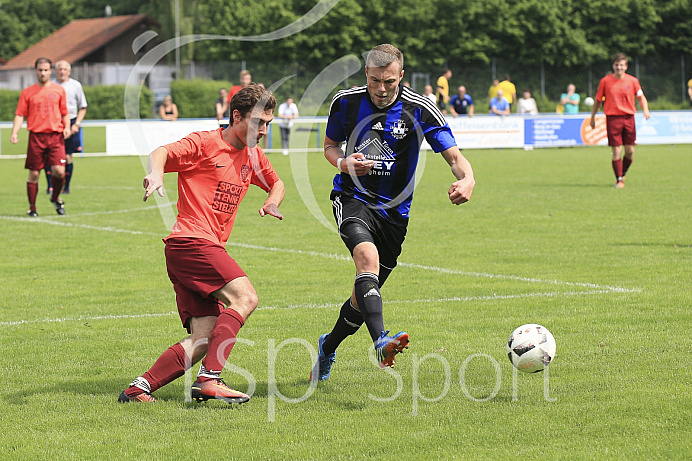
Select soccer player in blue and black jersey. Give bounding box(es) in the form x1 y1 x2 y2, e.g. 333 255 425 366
310 44 475 382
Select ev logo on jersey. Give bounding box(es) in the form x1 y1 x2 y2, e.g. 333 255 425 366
390 120 408 139
241 165 251 181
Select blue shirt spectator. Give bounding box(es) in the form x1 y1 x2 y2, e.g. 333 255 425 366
449 86 474 116
490 89 510 115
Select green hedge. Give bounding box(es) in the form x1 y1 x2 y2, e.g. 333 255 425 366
83 85 153 120
0 85 153 122
0 90 22 121
170 79 232 119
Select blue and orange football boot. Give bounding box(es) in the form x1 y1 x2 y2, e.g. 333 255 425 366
375 330 409 368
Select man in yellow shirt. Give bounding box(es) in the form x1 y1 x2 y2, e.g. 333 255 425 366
487 78 499 109
436 69 452 114
496 75 517 110
688 78 692 107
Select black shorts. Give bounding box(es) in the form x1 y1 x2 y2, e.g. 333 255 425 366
331 193 407 274
65 119 82 155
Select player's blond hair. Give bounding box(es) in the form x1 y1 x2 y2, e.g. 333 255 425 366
366 44 404 72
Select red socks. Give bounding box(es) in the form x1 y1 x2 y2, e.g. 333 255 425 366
126 342 188 396
51 175 64 202
200 309 245 376
126 309 246 395
27 182 38 211
622 157 633 176
612 159 623 181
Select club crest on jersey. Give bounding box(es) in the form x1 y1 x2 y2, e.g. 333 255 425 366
390 120 408 139
241 165 251 181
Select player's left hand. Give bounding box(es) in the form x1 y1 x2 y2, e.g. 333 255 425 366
448 177 475 205
259 203 283 220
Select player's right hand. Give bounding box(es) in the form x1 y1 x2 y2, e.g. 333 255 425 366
345 152 375 176
10 134 18 144
142 174 164 202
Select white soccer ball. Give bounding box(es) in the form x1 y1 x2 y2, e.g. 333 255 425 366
506 324 556 373
584 97 594 107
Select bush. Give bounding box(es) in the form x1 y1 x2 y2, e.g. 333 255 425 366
170 79 232 119
0 85 153 122
0 90 22 121
83 85 153 120
647 99 689 111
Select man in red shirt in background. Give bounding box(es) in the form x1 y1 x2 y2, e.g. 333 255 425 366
11 57 70 216
119 84 285 404
590 52 650 188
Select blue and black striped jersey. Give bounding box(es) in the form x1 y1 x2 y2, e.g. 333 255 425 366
327 84 457 223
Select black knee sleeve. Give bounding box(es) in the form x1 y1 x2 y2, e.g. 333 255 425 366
340 220 375 255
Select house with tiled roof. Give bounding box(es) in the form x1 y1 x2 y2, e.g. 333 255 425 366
0 14 167 91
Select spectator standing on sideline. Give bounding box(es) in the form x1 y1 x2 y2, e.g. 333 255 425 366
490 89 510 115
45 60 87 194
227 70 252 103
436 69 452 114
423 84 437 104
590 52 650 188
496 75 517 110
215 88 230 126
10 57 69 217
119 85 285 404
688 77 692 107
560 84 581 115
487 78 500 109
311 44 475 382
277 96 299 156
516 89 538 115
449 85 474 116
159 95 178 121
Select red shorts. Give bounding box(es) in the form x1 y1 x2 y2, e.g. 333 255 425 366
164 237 246 332
25 132 66 171
606 115 636 147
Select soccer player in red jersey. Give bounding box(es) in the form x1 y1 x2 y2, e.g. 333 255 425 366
119 85 285 404
590 53 650 188
11 57 70 216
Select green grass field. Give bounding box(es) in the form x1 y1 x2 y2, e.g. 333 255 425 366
1 145 690 459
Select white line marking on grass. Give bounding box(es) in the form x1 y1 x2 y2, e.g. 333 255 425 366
396 262 640 293
0 290 614 328
1 218 641 296
0 312 176 327
226 242 640 294
258 290 619 310
0 215 159 236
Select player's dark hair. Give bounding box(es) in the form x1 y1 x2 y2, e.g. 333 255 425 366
612 52 628 64
35 57 52 68
366 44 404 71
229 84 277 126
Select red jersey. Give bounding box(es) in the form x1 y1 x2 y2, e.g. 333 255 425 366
15 82 68 133
595 73 642 116
227 85 243 103
163 128 280 246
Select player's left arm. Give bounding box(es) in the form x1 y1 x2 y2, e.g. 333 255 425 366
259 178 285 220
143 146 168 201
637 91 650 119
440 147 475 205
